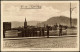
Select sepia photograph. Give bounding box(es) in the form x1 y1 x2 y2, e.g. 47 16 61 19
1 1 79 51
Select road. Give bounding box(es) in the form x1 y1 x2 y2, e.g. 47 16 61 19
3 35 77 48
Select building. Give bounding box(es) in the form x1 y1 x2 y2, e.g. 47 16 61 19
3 22 11 30
24 18 27 29
23 18 28 37
3 22 11 38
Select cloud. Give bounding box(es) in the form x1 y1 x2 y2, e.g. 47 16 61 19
3 5 78 22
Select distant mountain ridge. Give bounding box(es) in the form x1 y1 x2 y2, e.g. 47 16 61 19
11 16 77 28
11 21 42 28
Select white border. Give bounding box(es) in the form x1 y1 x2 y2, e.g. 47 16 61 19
1 1 79 51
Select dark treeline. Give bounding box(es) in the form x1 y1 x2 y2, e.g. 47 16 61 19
11 24 68 37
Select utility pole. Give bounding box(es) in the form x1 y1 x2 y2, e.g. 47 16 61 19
70 2 76 28
70 2 72 27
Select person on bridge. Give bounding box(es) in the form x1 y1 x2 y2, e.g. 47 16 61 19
59 24 62 36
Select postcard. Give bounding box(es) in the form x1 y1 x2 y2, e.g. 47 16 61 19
1 1 79 51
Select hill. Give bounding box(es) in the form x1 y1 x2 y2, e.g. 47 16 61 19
37 16 77 27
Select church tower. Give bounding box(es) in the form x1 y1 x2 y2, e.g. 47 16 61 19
24 18 27 29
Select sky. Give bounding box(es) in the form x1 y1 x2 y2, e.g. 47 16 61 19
2 1 79 22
